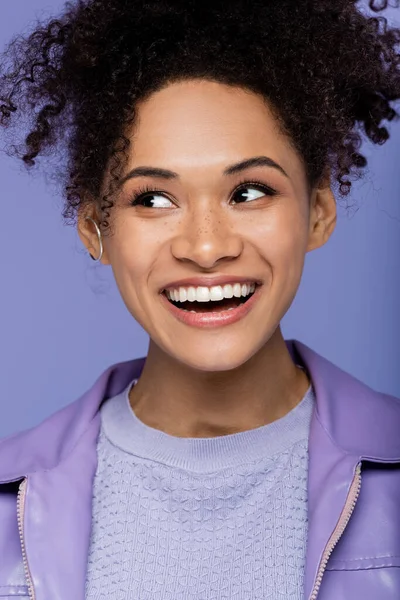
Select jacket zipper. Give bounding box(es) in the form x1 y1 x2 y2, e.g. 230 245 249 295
309 462 362 600
17 477 35 600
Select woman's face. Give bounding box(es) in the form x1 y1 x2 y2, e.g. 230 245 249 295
79 79 336 372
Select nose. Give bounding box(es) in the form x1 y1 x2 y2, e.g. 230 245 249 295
170 206 244 269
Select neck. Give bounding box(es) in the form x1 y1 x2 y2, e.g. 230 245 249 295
129 327 310 438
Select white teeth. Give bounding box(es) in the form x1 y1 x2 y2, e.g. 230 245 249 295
233 283 242 298
179 288 188 303
196 287 211 302
165 282 256 303
210 286 224 301
187 287 197 302
223 284 234 298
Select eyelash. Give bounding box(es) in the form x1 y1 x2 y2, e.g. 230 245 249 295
128 178 279 207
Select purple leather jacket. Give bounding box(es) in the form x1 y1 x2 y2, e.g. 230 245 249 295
0 339 399 600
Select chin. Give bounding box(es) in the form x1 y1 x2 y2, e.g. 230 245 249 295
149 320 277 373
167 345 260 373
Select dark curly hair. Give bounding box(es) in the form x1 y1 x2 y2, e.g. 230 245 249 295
0 0 400 236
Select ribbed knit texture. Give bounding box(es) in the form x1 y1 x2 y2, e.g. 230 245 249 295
85 376 315 599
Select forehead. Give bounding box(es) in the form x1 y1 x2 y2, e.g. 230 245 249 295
129 80 295 162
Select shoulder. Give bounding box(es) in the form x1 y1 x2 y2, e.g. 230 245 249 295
0 356 146 482
289 340 400 460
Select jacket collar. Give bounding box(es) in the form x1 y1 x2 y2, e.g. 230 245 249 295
0 338 399 483
289 339 400 462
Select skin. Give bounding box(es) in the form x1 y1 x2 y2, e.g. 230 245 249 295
78 79 337 438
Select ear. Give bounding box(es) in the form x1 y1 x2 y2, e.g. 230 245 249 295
76 205 111 265
306 168 337 253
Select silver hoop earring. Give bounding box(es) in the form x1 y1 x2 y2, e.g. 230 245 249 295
85 216 103 262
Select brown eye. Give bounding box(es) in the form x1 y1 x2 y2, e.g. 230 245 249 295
231 183 277 204
130 190 173 208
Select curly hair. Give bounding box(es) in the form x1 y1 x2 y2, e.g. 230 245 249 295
0 0 400 236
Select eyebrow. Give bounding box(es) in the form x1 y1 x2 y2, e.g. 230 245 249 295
118 155 289 187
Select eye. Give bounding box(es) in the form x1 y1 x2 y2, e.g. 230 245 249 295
231 182 277 204
129 185 173 208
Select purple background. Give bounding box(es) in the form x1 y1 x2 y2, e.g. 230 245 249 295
0 1 399 438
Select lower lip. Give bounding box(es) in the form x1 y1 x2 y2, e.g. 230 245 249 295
159 285 262 328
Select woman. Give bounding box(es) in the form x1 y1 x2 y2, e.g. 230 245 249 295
0 0 399 598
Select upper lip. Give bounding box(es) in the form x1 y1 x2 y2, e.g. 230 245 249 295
161 276 262 292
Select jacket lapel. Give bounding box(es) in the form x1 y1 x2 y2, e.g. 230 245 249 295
24 417 100 600
290 340 400 599
304 413 360 598
0 357 146 600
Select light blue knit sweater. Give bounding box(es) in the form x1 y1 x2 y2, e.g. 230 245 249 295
85 377 314 599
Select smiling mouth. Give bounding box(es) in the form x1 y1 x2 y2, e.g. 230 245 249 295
163 290 255 313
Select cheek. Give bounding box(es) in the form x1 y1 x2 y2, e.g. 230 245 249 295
105 231 151 292
250 206 308 266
